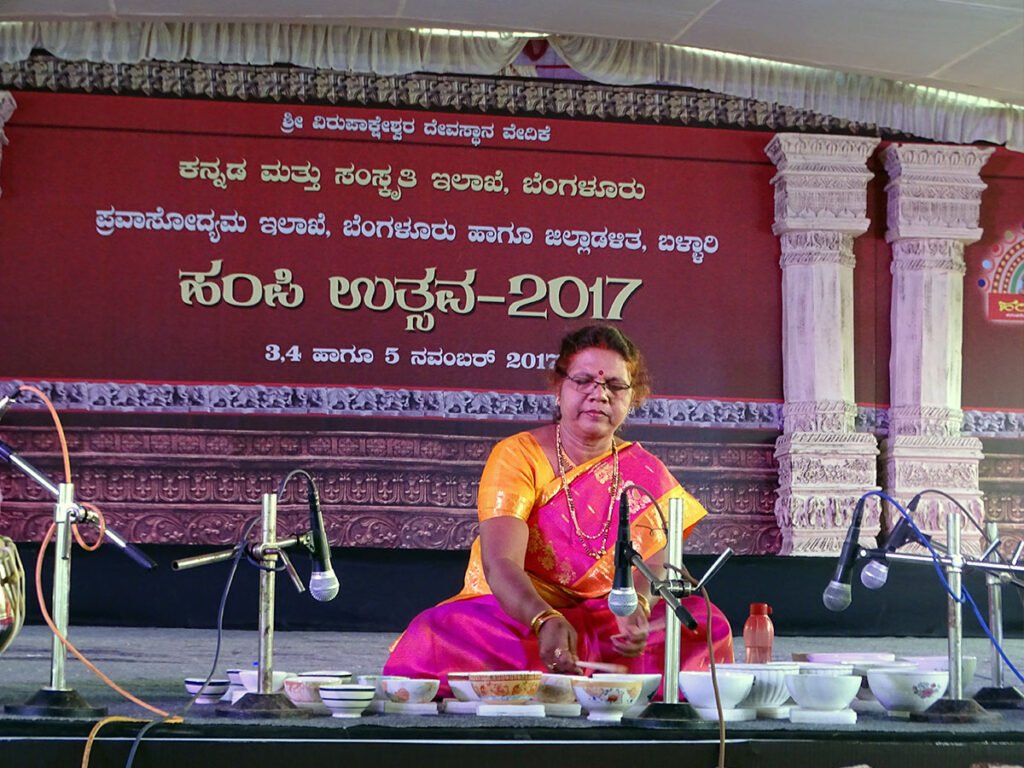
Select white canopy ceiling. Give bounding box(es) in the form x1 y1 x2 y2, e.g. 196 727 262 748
2 0 1021 106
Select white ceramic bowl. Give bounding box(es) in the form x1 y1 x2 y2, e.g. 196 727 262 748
357 674 409 700
785 674 860 711
446 672 480 702
184 677 230 700
381 677 441 704
283 675 345 709
805 652 896 664
899 655 977 690
573 676 644 720
469 671 542 705
678 670 754 710
299 669 353 683
722 663 799 709
795 662 855 676
867 668 949 714
592 673 661 702
536 673 578 703
238 669 294 693
850 661 916 700
319 684 376 718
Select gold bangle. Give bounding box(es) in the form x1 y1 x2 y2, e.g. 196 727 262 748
636 593 651 619
529 607 564 635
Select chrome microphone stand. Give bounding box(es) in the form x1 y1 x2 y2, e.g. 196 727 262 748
972 522 1024 709
626 496 733 727
173 492 310 719
880 511 1024 722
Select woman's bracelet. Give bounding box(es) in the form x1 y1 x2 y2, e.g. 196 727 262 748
529 607 564 635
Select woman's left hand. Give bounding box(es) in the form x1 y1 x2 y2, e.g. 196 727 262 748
610 608 649 657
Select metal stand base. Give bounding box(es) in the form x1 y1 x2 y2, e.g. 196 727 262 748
4 687 107 718
621 701 705 729
217 692 310 719
973 686 1024 710
910 698 1000 723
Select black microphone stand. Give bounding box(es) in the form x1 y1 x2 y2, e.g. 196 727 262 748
624 497 734 728
1 442 157 718
172 490 324 718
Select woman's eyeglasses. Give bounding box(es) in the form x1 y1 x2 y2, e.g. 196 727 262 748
564 374 632 396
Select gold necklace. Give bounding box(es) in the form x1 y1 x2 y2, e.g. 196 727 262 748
555 423 619 559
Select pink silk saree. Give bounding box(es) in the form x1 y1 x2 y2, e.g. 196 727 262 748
383 432 733 698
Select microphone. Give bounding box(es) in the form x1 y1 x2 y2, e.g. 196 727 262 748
0 439 157 569
306 478 339 602
608 488 638 617
861 498 922 590
822 498 866 612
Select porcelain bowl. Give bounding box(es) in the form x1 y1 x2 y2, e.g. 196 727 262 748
867 668 949 714
678 670 754 710
899 655 977 690
850 661 916 700
238 669 293 693
319 684 376 718
469 671 542 705
592 673 661 703
805 652 896 664
447 672 480 702
357 674 409 700
299 669 353 683
572 676 644 718
785 674 860 711
283 675 345 709
381 677 440 704
184 677 230 700
535 673 578 703
722 662 799 709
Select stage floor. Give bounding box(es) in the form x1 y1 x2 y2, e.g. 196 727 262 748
1 626 1023 768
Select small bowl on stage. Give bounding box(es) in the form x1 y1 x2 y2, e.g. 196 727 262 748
678 670 754 711
238 669 294 694
357 674 409 701
319 684 376 718
299 669 353 684
805 652 896 664
447 672 480 702
899 655 977 691
184 677 230 704
785 673 861 711
867 668 949 715
535 673 578 704
592 673 661 703
283 675 345 709
469 671 542 705
572 675 644 722
722 662 799 712
381 677 441 704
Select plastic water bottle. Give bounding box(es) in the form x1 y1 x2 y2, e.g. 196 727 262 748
743 602 774 663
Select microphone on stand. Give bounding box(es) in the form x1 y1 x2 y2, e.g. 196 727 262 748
305 478 339 602
0 439 157 569
608 488 638 617
861 504 920 590
822 498 866 612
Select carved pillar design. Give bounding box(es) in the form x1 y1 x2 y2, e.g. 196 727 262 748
765 134 881 555
882 144 995 554
0 91 16 198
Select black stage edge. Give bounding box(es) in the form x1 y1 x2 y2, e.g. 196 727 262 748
16 545 1024 636
3 716 1024 768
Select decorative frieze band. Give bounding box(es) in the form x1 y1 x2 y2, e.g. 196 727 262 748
888 405 965 437
889 238 966 273
778 231 857 268
782 400 859 434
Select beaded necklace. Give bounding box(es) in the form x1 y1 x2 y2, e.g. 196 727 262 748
555 423 620 560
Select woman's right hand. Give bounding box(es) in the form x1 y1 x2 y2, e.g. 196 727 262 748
538 615 580 674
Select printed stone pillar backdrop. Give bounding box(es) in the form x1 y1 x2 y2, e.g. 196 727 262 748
766 134 881 555
882 144 995 555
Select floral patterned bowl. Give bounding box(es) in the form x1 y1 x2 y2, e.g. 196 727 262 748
867 668 949 714
469 671 542 704
380 677 440 704
572 676 643 721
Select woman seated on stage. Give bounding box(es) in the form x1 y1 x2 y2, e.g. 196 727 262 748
383 325 733 697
